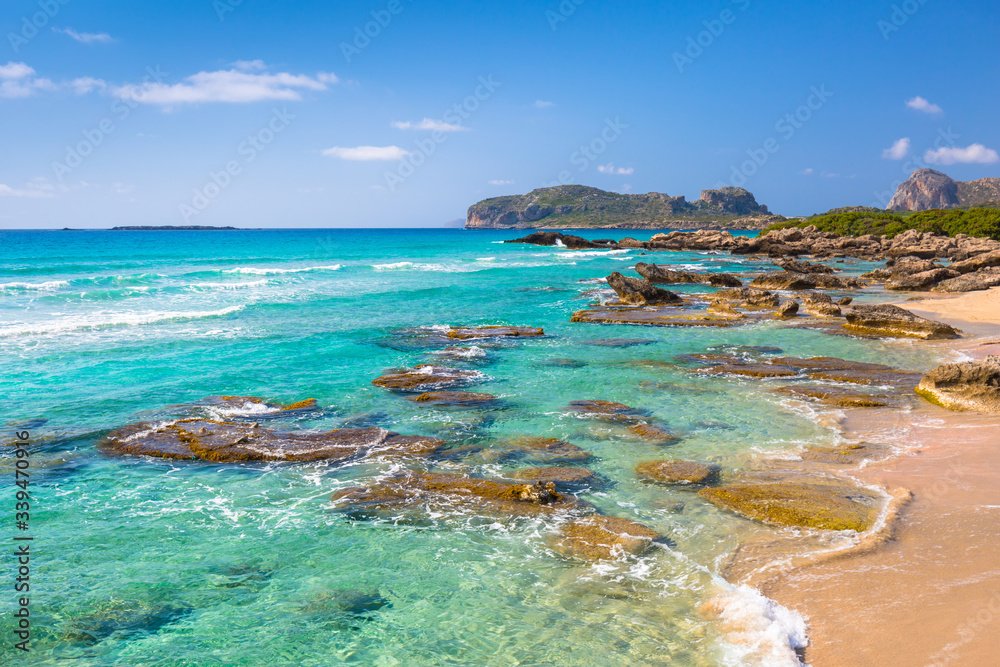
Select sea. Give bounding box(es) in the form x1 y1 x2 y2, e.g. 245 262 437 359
0 228 950 666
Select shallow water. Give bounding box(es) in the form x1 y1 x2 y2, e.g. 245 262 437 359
0 229 947 665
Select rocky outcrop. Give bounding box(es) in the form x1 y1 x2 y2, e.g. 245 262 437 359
447 326 544 339
100 421 443 463
713 287 780 307
931 269 1000 293
884 268 959 291
502 231 613 249
467 184 776 229
409 391 498 405
634 262 742 287
777 299 799 318
948 249 1000 274
774 258 835 274
749 272 863 291
843 304 960 340
506 467 597 486
915 356 1000 412
887 169 1000 211
606 272 683 305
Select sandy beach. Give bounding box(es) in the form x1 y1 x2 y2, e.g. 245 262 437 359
763 293 1000 666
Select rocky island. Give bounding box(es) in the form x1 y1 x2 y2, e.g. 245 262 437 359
465 184 782 230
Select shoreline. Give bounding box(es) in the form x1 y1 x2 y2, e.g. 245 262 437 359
759 292 1000 666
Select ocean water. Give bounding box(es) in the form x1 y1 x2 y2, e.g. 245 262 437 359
0 229 946 666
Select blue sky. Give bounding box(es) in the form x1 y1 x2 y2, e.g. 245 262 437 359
1 0 998 228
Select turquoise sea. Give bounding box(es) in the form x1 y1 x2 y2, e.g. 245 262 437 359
0 229 948 666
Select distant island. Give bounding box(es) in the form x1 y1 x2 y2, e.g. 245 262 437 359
110 225 241 231
465 185 782 230
887 169 1000 211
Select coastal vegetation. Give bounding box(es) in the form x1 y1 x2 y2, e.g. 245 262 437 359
762 207 1000 241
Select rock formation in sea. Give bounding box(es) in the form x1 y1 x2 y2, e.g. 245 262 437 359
467 184 780 229
915 356 1000 412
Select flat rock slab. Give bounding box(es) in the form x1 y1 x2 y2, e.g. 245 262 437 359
100 421 443 463
447 326 544 339
770 385 903 408
698 478 882 531
916 356 1000 412
567 399 647 423
372 365 483 392
506 466 597 486
409 391 499 405
801 442 892 465
331 471 581 520
551 515 663 561
843 304 960 340
502 436 593 463
581 338 657 347
571 307 750 328
636 460 720 485
689 354 921 388
694 364 800 379
626 423 680 445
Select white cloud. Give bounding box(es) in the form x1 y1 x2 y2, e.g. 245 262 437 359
822 171 841 178
881 137 911 160
906 96 943 114
0 62 34 79
0 178 56 198
488 179 514 185
113 66 338 106
800 168 814 175
70 77 106 94
924 143 1000 165
232 59 267 71
597 163 634 175
53 27 114 44
322 145 410 161
391 118 469 132
1 60 107 98
533 100 554 108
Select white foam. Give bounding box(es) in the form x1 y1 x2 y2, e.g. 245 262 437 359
222 265 341 275
0 305 245 337
431 345 487 359
0 280 70 291
186 280 270 290
205 401 281 419
711 583 808 667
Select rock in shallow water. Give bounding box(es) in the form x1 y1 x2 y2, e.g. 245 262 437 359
915 356 1000 412
551 515 664 561
100 421 443 463
447 325 544 339
698 477 882 531
372 365 483 391
506 466 597 487
636 460 720 485
606 271 683 306
566 399 646 423
843 304 960 340
409 391 499 405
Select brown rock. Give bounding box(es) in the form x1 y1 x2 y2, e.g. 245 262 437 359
627 423 680 445
801 442 891 464
606 272 683 306
884 267 960 291
699 477 882 531
552 515 663 560
776 300 799 318
770 385 900 408
948 248 1000 275
507 467 597 485
915 356 1000 412
100 421 443 463
447 326 544 339
504 436 592 463
410 391 498 405
843 304 961 340
567 400 645 422
714 287 780 308
372 365 482 391
636 460 720 485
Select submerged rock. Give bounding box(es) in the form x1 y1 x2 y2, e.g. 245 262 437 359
770 385 901 408
801 442 892 464
567 399 646 423
506 466 597 487
582 338 657 347
100 421 443 463
606 272 683 306
551 515 663 561
571 306 748 328
843 304 961 340
915 356 1000 412
699 477 882 531
627 422 681 445
330 471 581 520
502 436 593 463
447 325 544 339
636 460 720 485
409 391 498 405
63 599 191 645
372 365 483 391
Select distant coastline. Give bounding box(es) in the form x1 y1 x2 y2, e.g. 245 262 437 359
109 225 242 231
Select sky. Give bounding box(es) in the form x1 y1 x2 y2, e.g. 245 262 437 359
1 0 999 228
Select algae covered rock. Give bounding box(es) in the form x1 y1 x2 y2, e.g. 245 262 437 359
915 356 1000 412
801 442 891 464
698 477 882 531
567 399 646 423
447 325 544 339
506 466 597 487
100 420 443 463
372 365 483 391
636 460 720 485
843 304 960 340
552 515 663 561
502 436 593 463
410 391 498 405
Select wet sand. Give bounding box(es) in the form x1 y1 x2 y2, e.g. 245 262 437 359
763 298 1000 666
